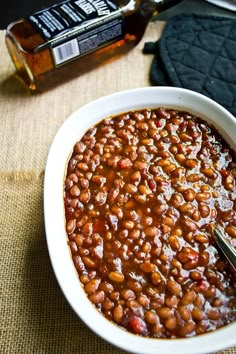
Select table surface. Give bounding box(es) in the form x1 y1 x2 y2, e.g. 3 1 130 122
0 2 236 354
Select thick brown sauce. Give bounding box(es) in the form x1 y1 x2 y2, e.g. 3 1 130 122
64 107 236 338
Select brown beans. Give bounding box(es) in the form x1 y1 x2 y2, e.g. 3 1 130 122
183 189 195 202
66 219 76 234
83 256 96 268
74 234 84 247
185 159 198 169
79 190 91 203
134 161 147 170
195 234 208 243
196 192 211 202
171 193 184 208
186 174 202 182
165 295 178 308
157 107 170 119
69 241 77 254
127 280 142 293
137 295 149 307
139 184 152 195
122 220 134 229
192 308 205 321
82 222 93 235
207 309 220 320
77 162 89 171
74 141 86 153
175 153 186 164
88 290 105 304
178 306 191 321
64 107 236 340
163 163 176 173
182 218 198 232
145 310 158 324
125 183 137 194
131 170 141 183
102 298 114 310
134 194 147 204
168 235 180 251
99 281 114 293
181 290 196 305
118 158 132 169
151 272 162 285
165 316 177 330
199 203 210 218
121 289 136 300
108 271 125 283
222 210 235 222
166 279 182 296
178 321 196 337
201 167 216 178
113 305 123 323
84 278 101 294
157 307 173 319
199 251 209 266
179 202 194 214
140 263 156 273
226 225 236 238
153 203 168 215
145 226 160 237
70 185 80 197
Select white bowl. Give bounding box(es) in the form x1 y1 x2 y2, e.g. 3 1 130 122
44 87 236 354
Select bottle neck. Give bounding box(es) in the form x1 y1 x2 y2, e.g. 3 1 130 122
155 0 183 12
121 0 183 19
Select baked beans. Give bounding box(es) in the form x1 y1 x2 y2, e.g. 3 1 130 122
64 107 236 338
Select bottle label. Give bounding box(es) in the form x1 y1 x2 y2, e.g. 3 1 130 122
28 0 124 66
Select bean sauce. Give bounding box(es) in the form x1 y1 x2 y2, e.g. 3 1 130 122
64 108 236 338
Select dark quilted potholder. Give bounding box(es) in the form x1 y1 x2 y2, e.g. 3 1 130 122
144 14 236 116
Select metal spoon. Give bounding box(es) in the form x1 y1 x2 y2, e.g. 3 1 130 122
213 227 236 272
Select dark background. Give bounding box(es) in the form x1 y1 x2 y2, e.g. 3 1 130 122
0 0 235 29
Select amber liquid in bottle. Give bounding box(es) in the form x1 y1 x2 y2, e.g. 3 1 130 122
5 0 179 92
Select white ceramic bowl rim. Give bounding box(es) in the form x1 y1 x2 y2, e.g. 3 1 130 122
44 87 236 354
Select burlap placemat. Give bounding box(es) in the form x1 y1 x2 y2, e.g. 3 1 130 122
0 21 235 354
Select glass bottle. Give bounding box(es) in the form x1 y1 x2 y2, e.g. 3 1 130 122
5 0 181 92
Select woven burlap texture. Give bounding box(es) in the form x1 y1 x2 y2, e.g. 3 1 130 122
0 22 235 354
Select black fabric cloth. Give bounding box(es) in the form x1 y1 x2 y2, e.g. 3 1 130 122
144 14 236 116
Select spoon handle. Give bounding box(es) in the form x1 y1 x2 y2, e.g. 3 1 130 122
213 228 236 272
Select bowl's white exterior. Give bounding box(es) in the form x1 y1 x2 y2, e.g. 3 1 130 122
44 87 236 354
